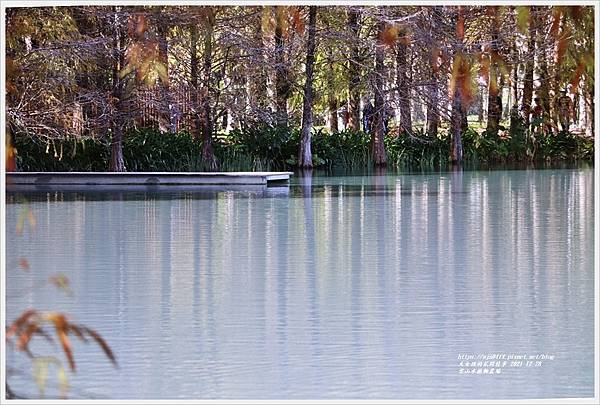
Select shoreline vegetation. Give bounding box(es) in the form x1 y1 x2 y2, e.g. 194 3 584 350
13 124 594 173
6 6 595 174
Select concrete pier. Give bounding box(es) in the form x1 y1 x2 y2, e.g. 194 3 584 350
6 172 293 186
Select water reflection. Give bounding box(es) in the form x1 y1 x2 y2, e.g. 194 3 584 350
5 169 594 399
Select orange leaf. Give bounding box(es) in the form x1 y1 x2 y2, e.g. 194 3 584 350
47 314 75 371
128 14 147 38
16 207 35 235
291 7 305 35
27 209 36 231
460 74 474 107
489 77 499 97
380 25 398 47
6 57 19 96
570 58 585 94
16 210 25 236
6 142 16 172
18 258 30 271
430 46 440 73
275 6 288 37
550 8 562 38
49 275 73 296
556 35 569 66
451 53 474 107
59 330 75 371
17 323 53 352
135 15 147 37
68 324 88 343
456 7 465 40
82 326 118 368
6 310 38 340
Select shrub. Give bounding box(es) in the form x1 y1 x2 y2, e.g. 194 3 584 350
14 136 109 172
123 128 203 171
385 129 450 168
12 122 593 173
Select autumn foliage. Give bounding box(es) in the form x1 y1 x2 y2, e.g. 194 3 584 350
4 5 595 169
6 311 117 372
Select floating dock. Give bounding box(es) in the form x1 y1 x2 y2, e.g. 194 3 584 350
6 172 293 186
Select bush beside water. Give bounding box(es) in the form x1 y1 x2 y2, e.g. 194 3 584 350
14 124 594 172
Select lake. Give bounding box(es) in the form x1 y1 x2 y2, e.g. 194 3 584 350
5 168 595 399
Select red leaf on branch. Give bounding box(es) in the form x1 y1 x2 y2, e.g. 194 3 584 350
380 25 398 47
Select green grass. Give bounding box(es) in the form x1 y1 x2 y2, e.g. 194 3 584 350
13 123 593 172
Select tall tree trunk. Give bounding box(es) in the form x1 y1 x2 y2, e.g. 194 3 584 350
510 41 520 130
157 22 176 133
274 7 290 126
396 32 411 136
249 7 268 116
71 8 95 137
522 6 536 126
229 46 246 131
200 10 217 170
476 86 484 124
190 24 200 139
326 49 339 133
537 54 550 122
451 87 464 164
425 7 441 138
461 103 468 132
426 61 439 137
585 82 594 137
450 7 466 165
110 8 126 172
299 6 317 168
572 90 579 128
511 55 519 106
372 22 387 167
536 8 550 125
347 8 361 131
486 11 502 135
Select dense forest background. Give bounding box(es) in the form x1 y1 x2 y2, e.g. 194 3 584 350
5 5 595 171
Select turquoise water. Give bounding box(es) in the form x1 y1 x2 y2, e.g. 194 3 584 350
5 168 595 399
